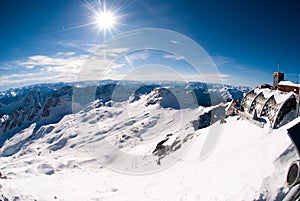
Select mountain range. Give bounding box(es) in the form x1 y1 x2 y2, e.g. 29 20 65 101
1 81 297 201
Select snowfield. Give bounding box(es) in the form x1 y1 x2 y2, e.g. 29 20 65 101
0 83 298 201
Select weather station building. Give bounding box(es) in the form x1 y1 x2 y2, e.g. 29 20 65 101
239 66 299 129
278 81 300 94
273 71 285 88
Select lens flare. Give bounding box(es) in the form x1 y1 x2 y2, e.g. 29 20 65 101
81 0 126 41
94 10 116 31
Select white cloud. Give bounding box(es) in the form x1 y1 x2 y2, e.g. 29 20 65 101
0 51 91 90
0 63 13 70
109 63 126 70
1 48 232 91
15 52 89 71
200 73 230 83
56 52 76 57
56 41 83 48
0 72 73 90
126 51 150 61
90 47 129 59
0 42 131 90
163 54 185 61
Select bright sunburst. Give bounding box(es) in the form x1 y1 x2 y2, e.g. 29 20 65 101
60 0 129 41
94 10 116 31
81 0 125 41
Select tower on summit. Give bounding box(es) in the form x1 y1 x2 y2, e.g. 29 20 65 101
273 63 284 87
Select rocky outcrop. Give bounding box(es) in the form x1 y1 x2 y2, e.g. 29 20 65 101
146 87 198 109
0 86 73 147
192 105 226 130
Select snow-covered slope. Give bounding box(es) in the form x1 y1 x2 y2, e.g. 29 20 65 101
0 81 247 147
0 86 73 148
0 81 298 200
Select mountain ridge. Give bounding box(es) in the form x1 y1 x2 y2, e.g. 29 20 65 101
0 81 248 147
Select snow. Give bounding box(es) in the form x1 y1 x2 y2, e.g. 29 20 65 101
260 88 273 98
274 91 295 104
9 91 16 97
0 89 299 200
279 81 300 88
252 88 293 104
0 115 9 123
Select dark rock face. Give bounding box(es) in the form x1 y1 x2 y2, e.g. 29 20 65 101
192 88 212 107
146 87 198 109
192 105 226 130
0 86 73 147
73 84 117 111
95 83 117 102
130 84 160 103
42 98 60 117
152 133 194 165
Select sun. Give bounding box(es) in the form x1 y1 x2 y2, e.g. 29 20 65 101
94 10 116 31
79 0 124 40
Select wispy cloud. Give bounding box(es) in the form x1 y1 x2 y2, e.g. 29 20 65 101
56 40 86 49
109 63 126 70
212 55 252 72
0 63 16 71
233 65 247 70
0 51 91 90
56 40 103 54
126 50 150 61
211 55 272 87
56 51 76 57
0 70 76 90
14 52 88 72
163 53 185 61
212 56 235 67
0 48 232 90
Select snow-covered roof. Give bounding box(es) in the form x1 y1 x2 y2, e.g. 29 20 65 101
273 91 295 104
252 88 295 104
278 81 300 88
260 88 273 98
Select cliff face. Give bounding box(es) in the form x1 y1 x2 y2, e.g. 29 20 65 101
0 86 73 147
0 83 129 147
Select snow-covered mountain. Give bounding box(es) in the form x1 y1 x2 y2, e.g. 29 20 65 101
1 81 296 201
0 85 73 148
0 81 248 147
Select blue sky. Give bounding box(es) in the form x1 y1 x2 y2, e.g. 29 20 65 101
0 0 299 90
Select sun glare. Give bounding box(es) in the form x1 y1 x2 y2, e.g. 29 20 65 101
94 10 116 31
79 0 125 40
